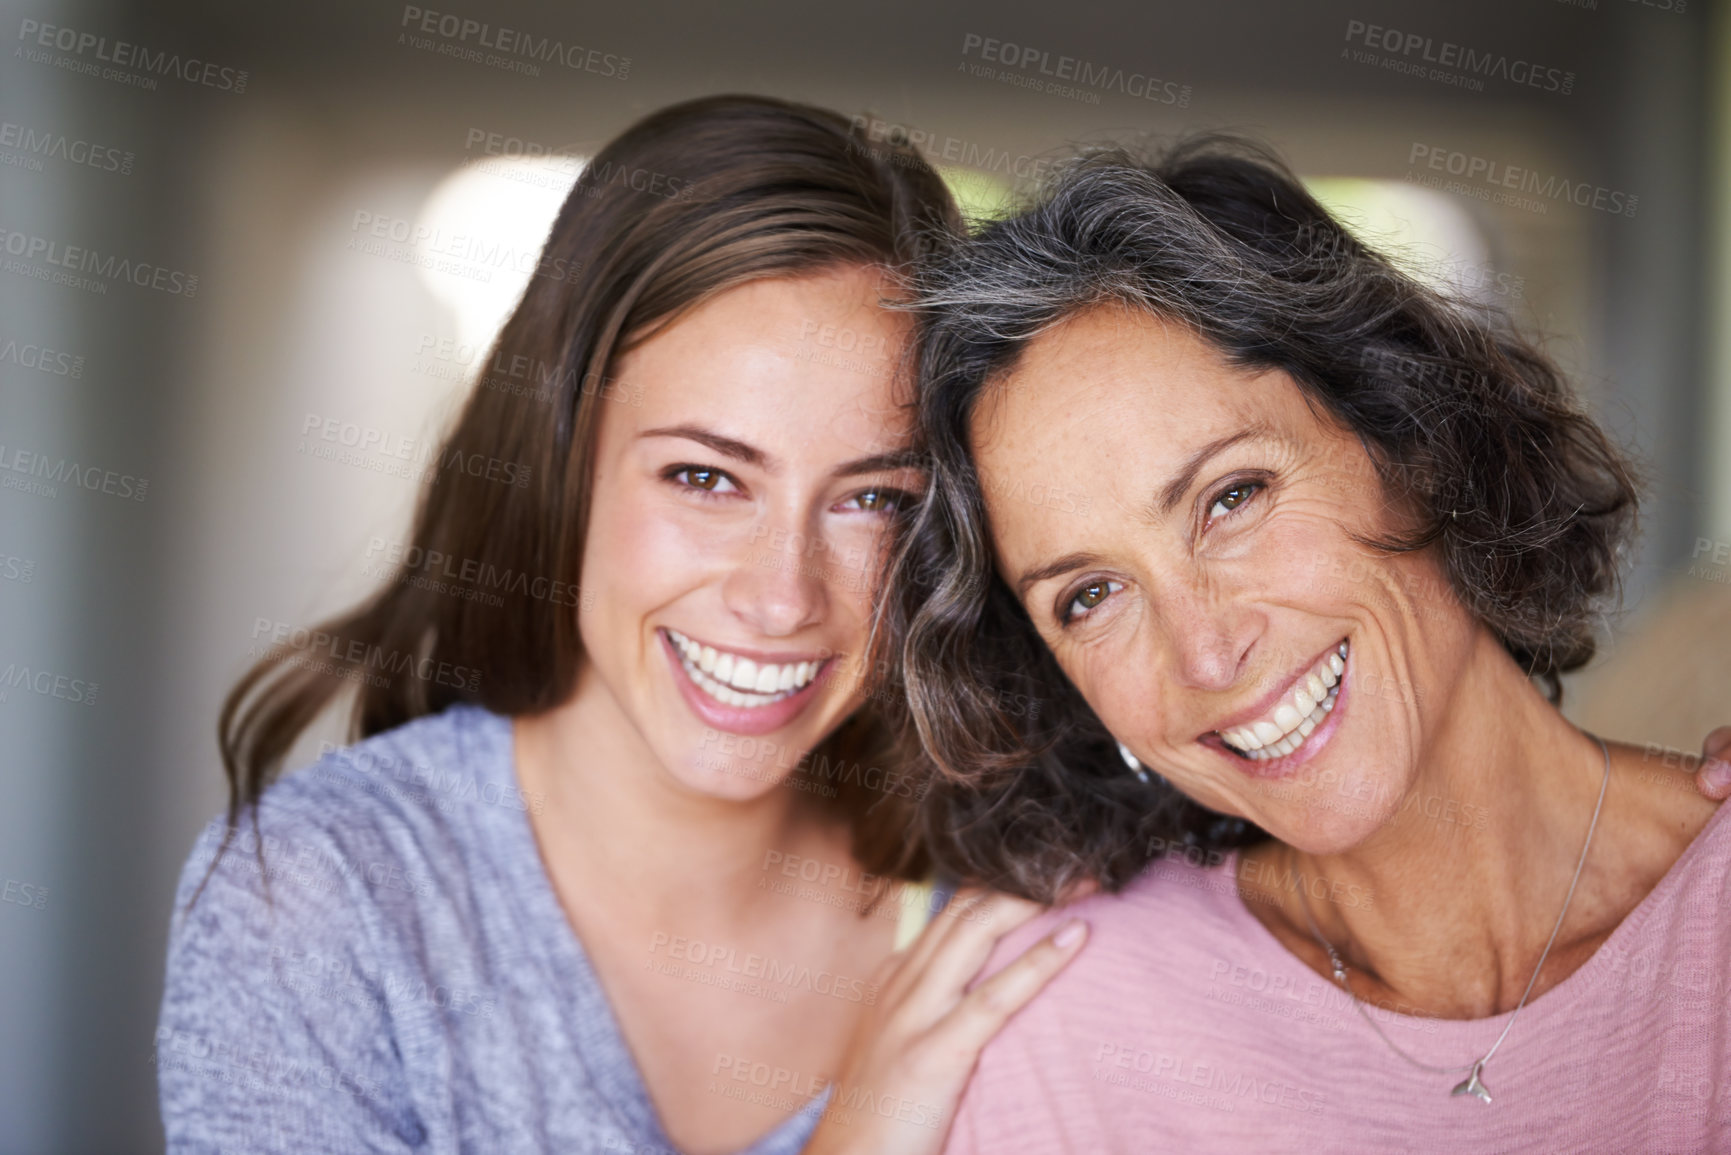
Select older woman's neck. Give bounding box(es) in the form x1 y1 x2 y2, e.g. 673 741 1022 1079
1248 630 1614 1019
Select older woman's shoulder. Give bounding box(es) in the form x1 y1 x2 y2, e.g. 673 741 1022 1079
1601 742 1727 915
972 846 1255 997
1073 848 1262 959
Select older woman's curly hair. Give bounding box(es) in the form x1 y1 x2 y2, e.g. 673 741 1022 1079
875 136 1639 902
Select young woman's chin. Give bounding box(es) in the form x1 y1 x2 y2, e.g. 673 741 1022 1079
650 626 855 801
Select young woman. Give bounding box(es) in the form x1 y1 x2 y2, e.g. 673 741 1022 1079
884 139 1731 1151
155 96 1086 1155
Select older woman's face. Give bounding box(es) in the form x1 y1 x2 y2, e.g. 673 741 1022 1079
972 306 1479 854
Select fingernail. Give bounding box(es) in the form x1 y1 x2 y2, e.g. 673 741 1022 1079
1704 758 1731 794
1054 919 1086 948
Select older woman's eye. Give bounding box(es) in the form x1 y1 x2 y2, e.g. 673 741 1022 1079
1208 481 1262 520
1063 579 1121 623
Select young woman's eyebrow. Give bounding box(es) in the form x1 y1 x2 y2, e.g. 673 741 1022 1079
640 425 768 468
1152 424 1276 516
641 428 921 481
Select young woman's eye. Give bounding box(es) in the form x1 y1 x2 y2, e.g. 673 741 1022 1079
670 466 739 495
1062 579 1120 623
839 487 909 514
1208 480 1262 520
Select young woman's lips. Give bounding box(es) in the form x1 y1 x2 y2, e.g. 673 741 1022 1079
1206 640 1351 780
659 629 834 737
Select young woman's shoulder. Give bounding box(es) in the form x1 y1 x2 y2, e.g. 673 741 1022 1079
157 705 522 1150
202 706 512 876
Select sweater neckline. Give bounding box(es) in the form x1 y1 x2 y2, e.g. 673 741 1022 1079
464 706 827 1155
1209 792 1731 1049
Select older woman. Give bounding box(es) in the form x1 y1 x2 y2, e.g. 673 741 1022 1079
883 138 1731 1151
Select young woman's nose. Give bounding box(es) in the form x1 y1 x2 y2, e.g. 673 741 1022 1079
720 521 832 636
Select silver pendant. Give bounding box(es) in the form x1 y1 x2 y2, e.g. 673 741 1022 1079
1451 1060 1492 1104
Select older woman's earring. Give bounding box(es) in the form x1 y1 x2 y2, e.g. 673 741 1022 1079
1117 740 1151 784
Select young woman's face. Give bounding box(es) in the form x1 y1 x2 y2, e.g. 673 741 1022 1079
971 306 1479 855
578 265 919 799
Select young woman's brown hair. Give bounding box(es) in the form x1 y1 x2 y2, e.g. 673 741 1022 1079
217 94 958 877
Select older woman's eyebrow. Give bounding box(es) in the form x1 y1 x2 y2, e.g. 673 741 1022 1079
1154 424 1277 515
1015 551 1107 596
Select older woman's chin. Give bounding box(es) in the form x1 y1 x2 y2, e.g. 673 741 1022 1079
1237 791 1405 857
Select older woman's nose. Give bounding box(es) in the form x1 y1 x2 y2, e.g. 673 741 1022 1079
1157 586 1260 691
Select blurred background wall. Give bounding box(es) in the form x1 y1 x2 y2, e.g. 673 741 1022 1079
0 0 1726 1149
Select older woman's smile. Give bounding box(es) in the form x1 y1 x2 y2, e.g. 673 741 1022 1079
884 136 1731 1154
1215 639 1348 765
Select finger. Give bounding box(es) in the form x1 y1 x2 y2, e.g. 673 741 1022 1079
898 886 987 969
1697 726 1731 799
928 918 1089 1065
874 886 996 1006
897 893 1050 1020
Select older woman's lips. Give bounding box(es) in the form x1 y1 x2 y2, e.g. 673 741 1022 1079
1217 641 1348 761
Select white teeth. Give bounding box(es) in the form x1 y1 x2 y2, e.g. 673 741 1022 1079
1217 641 1348 762
664 630 823 710
1305 673 1327 703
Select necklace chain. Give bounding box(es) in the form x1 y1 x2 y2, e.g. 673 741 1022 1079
1293 734 1611 1097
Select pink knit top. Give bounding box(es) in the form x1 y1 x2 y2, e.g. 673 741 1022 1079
946 801 1731 1154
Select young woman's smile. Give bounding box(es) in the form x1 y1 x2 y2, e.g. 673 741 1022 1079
658 626 836 735
578 264 921 796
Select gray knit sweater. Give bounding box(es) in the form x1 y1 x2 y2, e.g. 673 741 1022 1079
156 704 825 1153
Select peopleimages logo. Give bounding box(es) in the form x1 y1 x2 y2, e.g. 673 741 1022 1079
397 6 630 79
15 18 249 92
0 442 148 501
959 33 1191 106
0 121 134 174
849 116 1057 184
1342 19 1574 95
1406 143 1637 218
0 225 199 296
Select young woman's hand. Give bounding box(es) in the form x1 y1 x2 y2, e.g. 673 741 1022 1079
1693 726 1731 799
800 888 1088 1155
